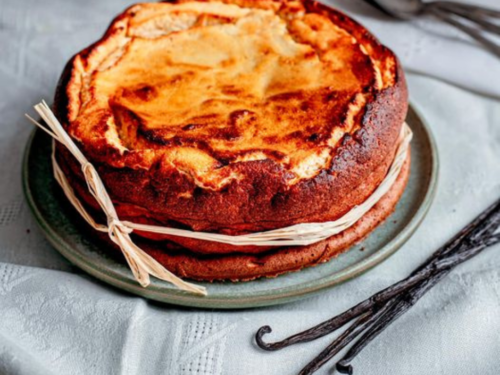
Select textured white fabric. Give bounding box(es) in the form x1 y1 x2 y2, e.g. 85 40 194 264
1 0 500 374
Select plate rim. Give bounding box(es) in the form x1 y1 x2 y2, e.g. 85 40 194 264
22 103 439 309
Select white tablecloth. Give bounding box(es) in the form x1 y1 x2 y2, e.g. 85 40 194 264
1 0 500 374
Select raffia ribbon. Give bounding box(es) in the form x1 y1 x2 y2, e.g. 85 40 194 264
27 101 412 295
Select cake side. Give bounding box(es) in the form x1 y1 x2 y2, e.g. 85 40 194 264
94 150 411 281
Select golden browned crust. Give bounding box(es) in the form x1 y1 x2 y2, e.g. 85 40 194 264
54 0 408 254
97 151 410 281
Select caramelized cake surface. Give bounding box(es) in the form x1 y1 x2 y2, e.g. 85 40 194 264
61 0 396 187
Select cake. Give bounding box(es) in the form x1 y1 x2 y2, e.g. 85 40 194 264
53 0 409 281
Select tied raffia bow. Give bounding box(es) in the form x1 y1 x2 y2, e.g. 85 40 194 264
26 101 207 296
27 101 412 295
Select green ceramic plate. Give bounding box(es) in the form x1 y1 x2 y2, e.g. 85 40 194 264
22 105 438 309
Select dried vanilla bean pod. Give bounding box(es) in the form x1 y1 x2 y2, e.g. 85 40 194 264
256 199 500 351
256 199 500 375
333 230 500 374
297 231 500 375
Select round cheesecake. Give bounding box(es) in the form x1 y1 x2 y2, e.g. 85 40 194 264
54 0 409 280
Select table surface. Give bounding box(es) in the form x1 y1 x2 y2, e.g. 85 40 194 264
0 1 499 374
